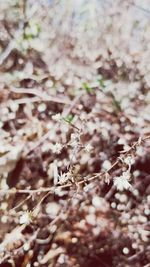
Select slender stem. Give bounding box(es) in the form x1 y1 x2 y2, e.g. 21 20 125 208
0 135 150 195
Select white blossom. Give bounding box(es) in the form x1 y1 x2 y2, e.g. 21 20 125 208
52 113 61 121
58 172 70 185
50 143 63 154
124 156 134 166
114 171 131 191
104 172 110 185
102 160 111 171
19 212 32 225
84 144 93 152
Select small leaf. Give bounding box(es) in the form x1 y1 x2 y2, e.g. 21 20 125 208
82 82 93 93
64 114 74 124
109 92 122 113
98 78 106 89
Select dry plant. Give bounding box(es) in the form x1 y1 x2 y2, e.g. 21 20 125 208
0 1 150 266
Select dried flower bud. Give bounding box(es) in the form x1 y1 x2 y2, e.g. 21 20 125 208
114 171 131 191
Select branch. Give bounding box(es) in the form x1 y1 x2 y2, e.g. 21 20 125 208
0 134 150 197
0 22 24 65
10 87 71 105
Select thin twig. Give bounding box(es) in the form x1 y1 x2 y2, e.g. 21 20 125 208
0 22 24 65
10 194 32 211
0 135 150 195
10 87 71 105
62 91 83 117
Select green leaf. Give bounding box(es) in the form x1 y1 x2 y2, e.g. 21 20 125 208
64 114 74 124
98 77 106 89
82 82 93 93
111 95 122 113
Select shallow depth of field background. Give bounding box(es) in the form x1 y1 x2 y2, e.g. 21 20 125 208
0 1 150 267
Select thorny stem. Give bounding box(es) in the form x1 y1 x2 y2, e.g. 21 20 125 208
0 134 150 196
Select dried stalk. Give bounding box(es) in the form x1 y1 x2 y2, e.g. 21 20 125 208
0 135 149 196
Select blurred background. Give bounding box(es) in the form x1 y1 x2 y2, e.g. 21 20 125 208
0 1 150 267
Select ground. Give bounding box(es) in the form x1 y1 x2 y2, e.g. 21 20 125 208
0 1 150 267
